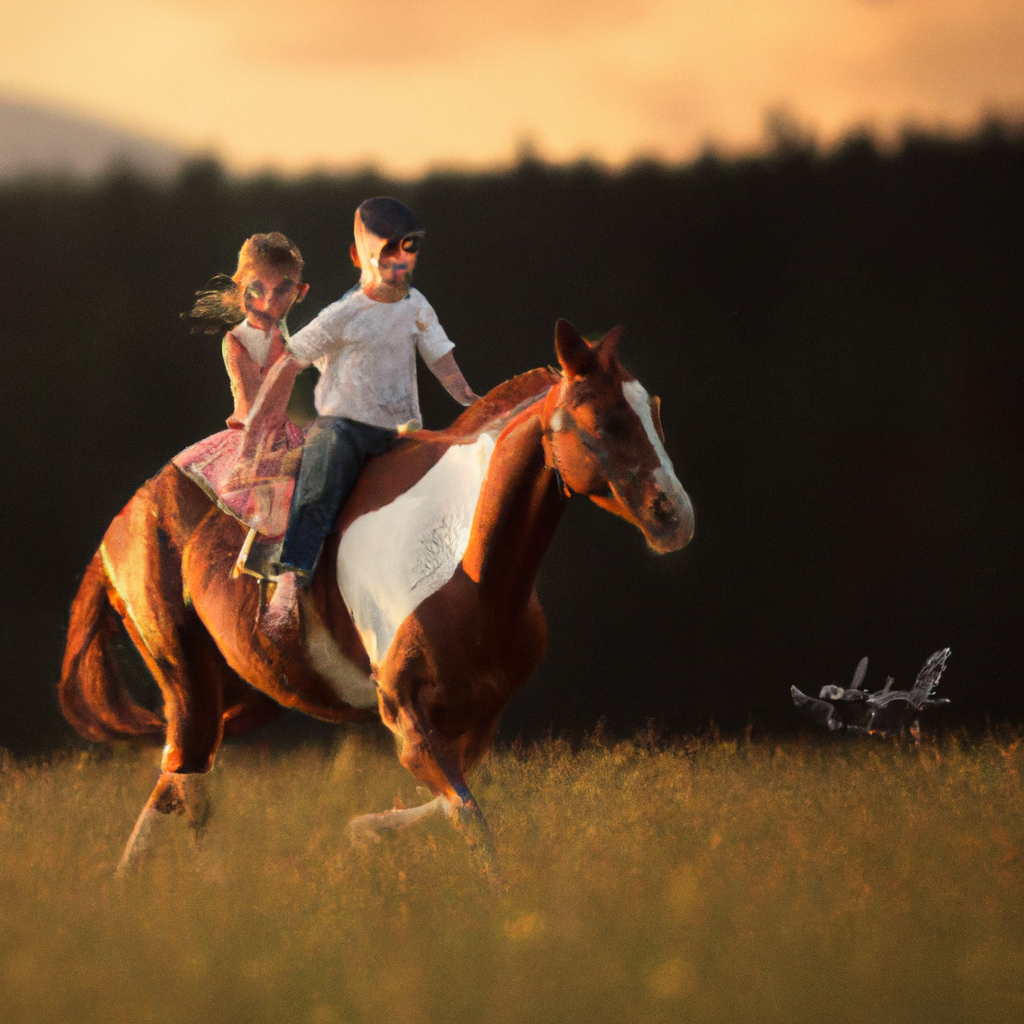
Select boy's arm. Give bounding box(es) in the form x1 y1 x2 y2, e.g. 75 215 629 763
428 351 481 407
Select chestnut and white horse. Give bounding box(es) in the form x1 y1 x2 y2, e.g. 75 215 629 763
60 320 694 869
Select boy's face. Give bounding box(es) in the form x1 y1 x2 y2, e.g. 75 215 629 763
374 237 418 291
353 214 423 299
241 265 308 330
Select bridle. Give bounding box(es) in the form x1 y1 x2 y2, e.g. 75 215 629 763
540 380 616 499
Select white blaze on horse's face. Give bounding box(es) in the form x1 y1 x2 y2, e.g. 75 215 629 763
618 379 695 552
622 380 680 493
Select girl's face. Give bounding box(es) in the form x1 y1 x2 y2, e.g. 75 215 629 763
239 264 308 330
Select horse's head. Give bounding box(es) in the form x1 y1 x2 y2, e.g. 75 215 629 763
542 320 695 553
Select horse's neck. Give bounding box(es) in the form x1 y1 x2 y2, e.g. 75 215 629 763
461 401 566 616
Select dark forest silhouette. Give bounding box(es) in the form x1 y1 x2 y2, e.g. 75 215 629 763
2 122 1022 755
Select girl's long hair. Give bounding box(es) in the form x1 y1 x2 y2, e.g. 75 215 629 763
182 232 304 335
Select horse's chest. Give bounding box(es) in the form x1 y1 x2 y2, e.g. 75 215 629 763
337 434 495 667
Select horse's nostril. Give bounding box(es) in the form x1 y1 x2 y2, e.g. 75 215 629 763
652 493 679 527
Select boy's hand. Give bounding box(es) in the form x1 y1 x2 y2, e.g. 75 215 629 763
430 352 481 406
450 383 483 407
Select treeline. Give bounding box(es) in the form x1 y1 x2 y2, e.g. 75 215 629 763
2 122 1022 754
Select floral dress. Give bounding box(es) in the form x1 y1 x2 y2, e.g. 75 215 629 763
173 322 305 542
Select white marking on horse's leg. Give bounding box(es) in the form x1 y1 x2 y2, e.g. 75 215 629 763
345 795 450 847
117 807 159 875
301 593 378 708
116 771 211 875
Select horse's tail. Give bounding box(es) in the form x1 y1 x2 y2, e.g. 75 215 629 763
59 550 165 742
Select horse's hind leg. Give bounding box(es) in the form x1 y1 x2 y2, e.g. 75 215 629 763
103 524 231 870
117 771 211 875
115 612 239 873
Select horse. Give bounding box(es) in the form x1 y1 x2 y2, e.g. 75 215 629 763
59 320 695 870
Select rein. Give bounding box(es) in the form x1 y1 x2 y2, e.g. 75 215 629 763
540 382 570 496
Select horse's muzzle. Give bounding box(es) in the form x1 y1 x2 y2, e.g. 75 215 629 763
644 486 695 553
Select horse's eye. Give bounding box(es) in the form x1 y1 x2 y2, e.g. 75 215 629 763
599 414 629 437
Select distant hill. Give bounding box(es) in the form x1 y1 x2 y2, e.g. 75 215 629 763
0 97 188 180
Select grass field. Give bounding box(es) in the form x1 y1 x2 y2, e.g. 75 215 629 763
1 728 1021 1024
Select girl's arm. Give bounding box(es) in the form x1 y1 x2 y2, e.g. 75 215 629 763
223 333 263 428
240 351 303 458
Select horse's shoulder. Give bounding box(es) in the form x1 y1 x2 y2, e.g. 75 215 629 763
338 368 557 529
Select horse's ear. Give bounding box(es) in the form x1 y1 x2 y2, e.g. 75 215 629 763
555 319 595 379
598 325 623 361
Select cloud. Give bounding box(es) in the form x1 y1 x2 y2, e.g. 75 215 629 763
2 0 1022 175
170 0 657 67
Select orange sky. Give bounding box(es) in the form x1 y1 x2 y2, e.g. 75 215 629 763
2 0 1022 176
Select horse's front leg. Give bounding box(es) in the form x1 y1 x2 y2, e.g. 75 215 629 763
348 609 502 875
357 689 497 869
345 783 497 880
117 771 211 874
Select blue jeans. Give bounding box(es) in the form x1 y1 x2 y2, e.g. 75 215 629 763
278 416 397 575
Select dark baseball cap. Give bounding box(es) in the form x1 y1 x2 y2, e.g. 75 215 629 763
355 197 424 242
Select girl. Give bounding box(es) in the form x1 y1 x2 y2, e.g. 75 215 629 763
183 232 309 429
174 233 310 553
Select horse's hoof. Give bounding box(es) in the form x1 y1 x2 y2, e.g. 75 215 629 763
345 815 384 847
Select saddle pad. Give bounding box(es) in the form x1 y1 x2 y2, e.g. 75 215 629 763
337 432 496 667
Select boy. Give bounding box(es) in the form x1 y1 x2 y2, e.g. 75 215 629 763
262 197 479 638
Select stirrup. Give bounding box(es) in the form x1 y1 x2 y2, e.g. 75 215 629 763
232 528 259 579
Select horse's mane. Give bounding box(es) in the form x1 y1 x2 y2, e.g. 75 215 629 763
420 367 560 443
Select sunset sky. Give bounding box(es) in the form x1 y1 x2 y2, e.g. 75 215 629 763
3 0 1023 176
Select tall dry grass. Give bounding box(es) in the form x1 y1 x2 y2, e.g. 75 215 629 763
1 728 1021 1024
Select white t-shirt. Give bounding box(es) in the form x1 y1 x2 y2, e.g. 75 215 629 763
287 286 455 430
